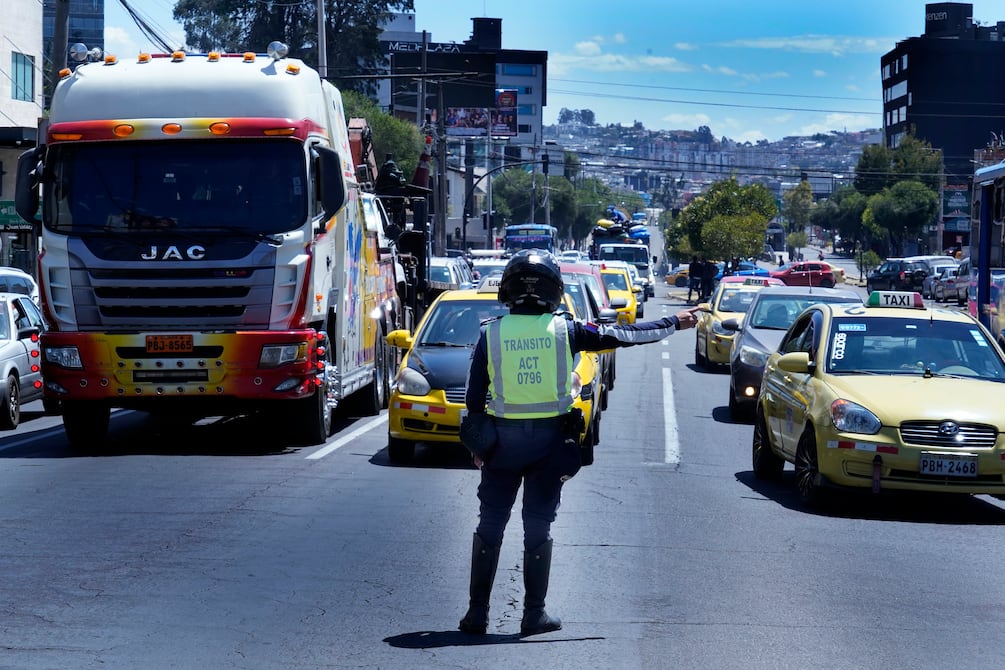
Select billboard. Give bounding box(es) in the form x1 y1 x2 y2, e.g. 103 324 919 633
491 88 518 137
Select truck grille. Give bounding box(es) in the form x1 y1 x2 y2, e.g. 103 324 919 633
63 242 280 330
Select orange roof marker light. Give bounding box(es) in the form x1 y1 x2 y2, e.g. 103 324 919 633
263 127 297 136
137 53 151 63
161 123 183 135
208 122 231 135
51 132 83 141
113 124 135 138
58 68 72 79
207 52 221 62
286 63 301 75
104 54 118 65
243 52 256 63
171 51 185 62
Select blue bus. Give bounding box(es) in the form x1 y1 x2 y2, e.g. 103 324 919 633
503 223 558 253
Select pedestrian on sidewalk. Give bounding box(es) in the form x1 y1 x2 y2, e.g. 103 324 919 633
687 254 702 303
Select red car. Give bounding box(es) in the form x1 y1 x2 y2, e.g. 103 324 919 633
769 261 837 287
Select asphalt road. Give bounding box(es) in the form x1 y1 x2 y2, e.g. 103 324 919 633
3 289 1005 669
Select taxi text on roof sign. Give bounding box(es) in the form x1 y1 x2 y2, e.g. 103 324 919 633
866 291 925 309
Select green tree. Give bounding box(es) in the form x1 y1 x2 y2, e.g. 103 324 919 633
701 213 766 261
782 180 813 234
679 177 776 255
786 231 809 260
863 180 939 256
173 0 414 94
853 144 894 197
342 90 422 179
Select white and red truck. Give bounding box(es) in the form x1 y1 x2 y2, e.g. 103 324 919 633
15 43 403 449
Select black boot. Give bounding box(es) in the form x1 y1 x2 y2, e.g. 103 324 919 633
520 539 562 636
458 533 500 634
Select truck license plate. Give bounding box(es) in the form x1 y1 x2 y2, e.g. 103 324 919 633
145 334 193 354
919 452 977 477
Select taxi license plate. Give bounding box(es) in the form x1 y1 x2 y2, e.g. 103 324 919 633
145 334 194 354
919 452 978 477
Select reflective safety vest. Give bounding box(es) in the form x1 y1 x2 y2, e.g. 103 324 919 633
485 314 574 418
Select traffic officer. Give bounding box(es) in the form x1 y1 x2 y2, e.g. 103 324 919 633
459 249 699 636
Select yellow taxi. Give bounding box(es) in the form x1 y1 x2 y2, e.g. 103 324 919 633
695 277 781 368
598 265 638 324
385 276 602 464
753 290 1005 505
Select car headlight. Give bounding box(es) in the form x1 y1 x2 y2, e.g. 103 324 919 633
44 345 83 369
711 320 730 335
570 370 583 399
830 398 881 434
260 342 308 367
738 345 769 367
396 366 431 396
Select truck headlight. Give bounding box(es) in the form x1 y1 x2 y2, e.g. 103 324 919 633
830 398 881 434
396 367 431 396
738 345 769 368
44 345 83 369
259 342 307 368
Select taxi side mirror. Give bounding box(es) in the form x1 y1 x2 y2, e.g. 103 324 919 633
721 318 740 332
698 302 711 311
386 329 414 349
609 297 628 309
597 307 618 324
777 351 813 374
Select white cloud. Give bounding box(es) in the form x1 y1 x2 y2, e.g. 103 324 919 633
660 112 712 127
675 42 698 51
574 41 602 56
735 129 768 143
104 25 139 57
702 64 738 76
795 112 876 136
813 69 827 77
717 35 895 57
549 51 691 75
613 33 626 44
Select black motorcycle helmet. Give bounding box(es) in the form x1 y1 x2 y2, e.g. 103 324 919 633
498 249 564 312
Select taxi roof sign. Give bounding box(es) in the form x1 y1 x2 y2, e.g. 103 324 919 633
478 275 502 292
866 291 925 309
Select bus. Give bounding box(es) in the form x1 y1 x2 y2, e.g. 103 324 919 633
969 162 1005 342
503 223 558 254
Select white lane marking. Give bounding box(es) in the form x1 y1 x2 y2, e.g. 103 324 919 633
662 351 669 360
663 367 680 464
306 414 387 460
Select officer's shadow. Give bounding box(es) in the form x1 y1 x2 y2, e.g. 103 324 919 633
384 630 603 648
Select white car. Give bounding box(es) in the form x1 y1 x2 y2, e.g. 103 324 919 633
0 267 39 305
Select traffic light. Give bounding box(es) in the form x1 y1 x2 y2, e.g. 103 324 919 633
542 153 549 175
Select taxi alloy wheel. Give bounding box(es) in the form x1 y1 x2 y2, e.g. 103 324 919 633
794 430 824 506
751 407 783 480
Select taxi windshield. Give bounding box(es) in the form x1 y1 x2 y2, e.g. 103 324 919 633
715 289 756 313
602 273 629 291
417 299 509 347
826 317 1005 379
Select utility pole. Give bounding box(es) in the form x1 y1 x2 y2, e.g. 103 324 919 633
52 0 70 95
316 0 327 78
542 150 550 228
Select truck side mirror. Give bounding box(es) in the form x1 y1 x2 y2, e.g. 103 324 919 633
15 147 43 226
313 146 346 226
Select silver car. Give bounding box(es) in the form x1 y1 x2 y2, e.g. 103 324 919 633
0 293 48 428
723 285 861 421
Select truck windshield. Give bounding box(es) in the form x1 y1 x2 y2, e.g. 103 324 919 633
44 140 308 236
600 246 649 265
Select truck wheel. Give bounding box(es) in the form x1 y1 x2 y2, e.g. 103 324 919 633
0 373 19 430
293 336 334 445
388 435 415 464
62 400 110 450
360 340 387 416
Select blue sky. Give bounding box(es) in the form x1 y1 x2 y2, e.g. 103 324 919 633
103 0 1005 142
